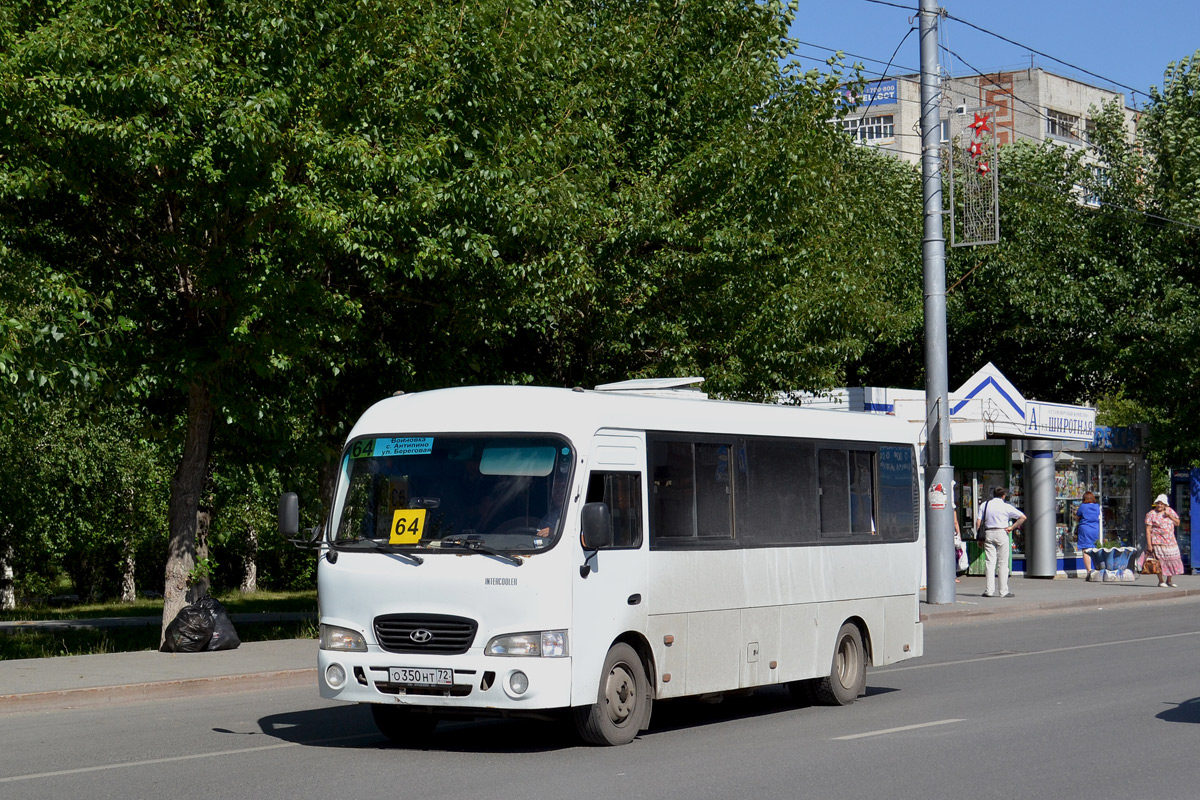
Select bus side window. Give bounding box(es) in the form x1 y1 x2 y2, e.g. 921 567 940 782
586 472 644 548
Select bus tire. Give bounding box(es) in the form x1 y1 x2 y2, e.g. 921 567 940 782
573 643 651 746
813 622 866 706
370 704 438 746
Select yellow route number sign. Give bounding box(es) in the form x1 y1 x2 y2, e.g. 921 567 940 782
389 509 427 544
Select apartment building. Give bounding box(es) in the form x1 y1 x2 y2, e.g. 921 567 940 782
839 67 1136 165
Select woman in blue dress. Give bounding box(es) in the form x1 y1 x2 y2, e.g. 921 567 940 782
1075 491 1101 576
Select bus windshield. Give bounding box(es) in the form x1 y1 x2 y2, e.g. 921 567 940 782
332 435 574 552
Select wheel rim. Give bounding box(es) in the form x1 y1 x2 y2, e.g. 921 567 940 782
835 634 860 689
604 662 637 726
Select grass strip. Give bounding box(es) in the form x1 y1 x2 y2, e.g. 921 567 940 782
0 590 317 622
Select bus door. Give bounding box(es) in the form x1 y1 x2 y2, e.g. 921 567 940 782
570 431 650 706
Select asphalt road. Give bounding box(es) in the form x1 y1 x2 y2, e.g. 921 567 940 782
3 595 1199 800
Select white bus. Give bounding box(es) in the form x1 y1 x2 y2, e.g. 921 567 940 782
280 381 924 746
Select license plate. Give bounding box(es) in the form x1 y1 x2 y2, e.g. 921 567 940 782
389 667 453 686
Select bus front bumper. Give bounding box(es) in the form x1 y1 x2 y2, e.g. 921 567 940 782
316 648 575 712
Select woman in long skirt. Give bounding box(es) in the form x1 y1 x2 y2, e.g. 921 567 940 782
1146 493 1184 588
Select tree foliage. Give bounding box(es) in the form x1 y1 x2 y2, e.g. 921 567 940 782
0 404 168 604
1 0 926 616
18 2 1200 606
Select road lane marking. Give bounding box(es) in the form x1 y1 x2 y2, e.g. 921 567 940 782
833 718 965 740
0 733 378 784
878 629 1200 673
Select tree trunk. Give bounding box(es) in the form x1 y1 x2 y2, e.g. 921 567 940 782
160 381 215 645
0 539 14 611
120 489 137 603
240 522 258 594
194 508 212 599
120 530 137 603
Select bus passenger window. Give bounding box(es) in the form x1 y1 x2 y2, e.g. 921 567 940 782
651 441 694 539
877 445 918 541
818 449 851 538
695 444 733 539
850 451 876 535
820 449 877 540
739 439 818 545
585 472 643 548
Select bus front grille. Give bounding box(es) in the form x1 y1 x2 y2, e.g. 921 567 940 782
374 614 478 655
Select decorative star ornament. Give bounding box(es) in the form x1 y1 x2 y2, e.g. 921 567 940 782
969 112 992 136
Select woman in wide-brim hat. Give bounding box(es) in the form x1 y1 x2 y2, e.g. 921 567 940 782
1146 493 1184 587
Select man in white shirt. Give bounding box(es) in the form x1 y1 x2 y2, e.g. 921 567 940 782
976 487 1026 598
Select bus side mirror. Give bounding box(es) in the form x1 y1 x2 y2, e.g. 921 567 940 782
580 502 613 550
279 492 300 537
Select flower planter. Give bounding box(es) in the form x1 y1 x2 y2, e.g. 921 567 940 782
1085 547 1137 574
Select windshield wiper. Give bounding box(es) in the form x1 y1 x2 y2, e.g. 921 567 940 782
332 538 424 565
439 537 523 567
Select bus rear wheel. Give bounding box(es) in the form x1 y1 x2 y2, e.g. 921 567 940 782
813 622 866 706
574 643 652 746
370 704 438 746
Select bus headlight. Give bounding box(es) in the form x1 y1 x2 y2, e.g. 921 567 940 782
320 624 367 652
486 630 569 657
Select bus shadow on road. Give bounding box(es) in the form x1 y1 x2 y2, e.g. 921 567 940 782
246 685 902 752
1156 697 1200 724
642 684 900 738
251 705 574 753
249 705 381 747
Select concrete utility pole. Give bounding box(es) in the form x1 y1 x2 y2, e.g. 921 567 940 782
919 0 955 604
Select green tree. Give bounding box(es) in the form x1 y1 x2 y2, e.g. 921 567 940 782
1143 51 1200 226
938 99 1178 408
2 0 927 627
1129 52 1200 462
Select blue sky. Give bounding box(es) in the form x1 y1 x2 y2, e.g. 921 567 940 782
789 0 1199 109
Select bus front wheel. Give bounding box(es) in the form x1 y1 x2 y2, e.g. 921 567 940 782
813 622 866 706
574 643 652 746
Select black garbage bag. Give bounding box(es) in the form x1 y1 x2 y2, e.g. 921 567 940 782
161 602 214 653
197 596 241 651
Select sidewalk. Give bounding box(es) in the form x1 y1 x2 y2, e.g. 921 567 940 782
920 572 1199 622
2 573 1196 715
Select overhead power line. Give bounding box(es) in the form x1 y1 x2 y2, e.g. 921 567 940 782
860 0 915 10
791 38 918 74
941 11 1147 100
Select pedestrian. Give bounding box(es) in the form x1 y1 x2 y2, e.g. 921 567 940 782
1074 491 1101 577
1145 493 1184 588
977 487 1026 598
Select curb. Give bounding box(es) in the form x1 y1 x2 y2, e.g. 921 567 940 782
0 668 317 716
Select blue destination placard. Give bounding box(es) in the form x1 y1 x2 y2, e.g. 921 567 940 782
375 437 434 457
348 437 434 458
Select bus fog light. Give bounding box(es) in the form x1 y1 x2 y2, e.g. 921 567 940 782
508 671 529 695
325 663 347 689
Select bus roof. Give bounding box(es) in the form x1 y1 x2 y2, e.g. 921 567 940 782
347 385 920 449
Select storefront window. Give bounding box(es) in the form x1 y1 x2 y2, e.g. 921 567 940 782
1052 461 1135 552
1055 468 1085 556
